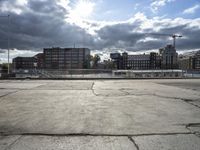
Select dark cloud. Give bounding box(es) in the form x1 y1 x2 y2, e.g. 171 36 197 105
95 18 200 51
0 0 94 50
0 0 200 53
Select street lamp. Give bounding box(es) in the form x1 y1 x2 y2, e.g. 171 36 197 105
0 14 10 74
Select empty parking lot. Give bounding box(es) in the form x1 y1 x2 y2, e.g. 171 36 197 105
0 79 200 150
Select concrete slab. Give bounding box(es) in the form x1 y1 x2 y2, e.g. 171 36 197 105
0 79 200 139
156 80 200 91
133 134 200 150
35 81 94 90
94 80 200 100
0 89 200 135
5 136 136 150
0 136 21 150
0 82 44 89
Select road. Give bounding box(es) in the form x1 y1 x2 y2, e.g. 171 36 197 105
0 79 200 150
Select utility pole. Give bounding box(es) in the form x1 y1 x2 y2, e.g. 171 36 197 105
7 14 10 74
0 14 10 74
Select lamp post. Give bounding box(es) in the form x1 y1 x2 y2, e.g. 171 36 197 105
0 14 10 74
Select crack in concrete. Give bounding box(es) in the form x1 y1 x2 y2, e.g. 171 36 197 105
88 88 200 110
120 90 131 96
104 89 200 109
152 94 200 109
0 90 21 102
0 132 196 150
4 135 22 150
22 89 92 91
177 123 200 139
186 123 200 132
29 84 48 90
183 101 200 109
128 137 140 150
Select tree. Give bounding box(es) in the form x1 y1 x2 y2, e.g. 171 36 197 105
90 54 101 69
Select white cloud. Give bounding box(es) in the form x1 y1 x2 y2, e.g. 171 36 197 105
0 0 28 14
16 0 28 6
151 0 175 13
0 49 38 63
137 37 160 43
183 4 200 14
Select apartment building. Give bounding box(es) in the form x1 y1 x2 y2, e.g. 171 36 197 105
13 57 37 69
44 47 90 69
110 52 161 70
192 51 200 70
178 50 200 70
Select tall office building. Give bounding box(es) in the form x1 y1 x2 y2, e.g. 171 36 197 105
44 47 90 69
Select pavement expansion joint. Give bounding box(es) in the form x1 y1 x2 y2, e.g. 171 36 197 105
0 132 193 137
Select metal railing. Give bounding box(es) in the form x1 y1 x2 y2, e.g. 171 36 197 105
1 69 200 79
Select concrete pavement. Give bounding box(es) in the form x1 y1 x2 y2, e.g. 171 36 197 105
0 79 200 149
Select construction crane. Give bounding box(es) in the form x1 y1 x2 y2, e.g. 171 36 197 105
145 33 183 49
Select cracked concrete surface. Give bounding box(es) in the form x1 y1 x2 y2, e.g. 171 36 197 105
133 134 200 150
0 79 200 149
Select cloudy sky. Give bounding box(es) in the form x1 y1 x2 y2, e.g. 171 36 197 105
0 0 200 62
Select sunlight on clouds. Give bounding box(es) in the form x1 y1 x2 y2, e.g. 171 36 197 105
16 0 28 6
65 0 96 35
70 0 95 19
137 37 160 43
57 0 70 11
